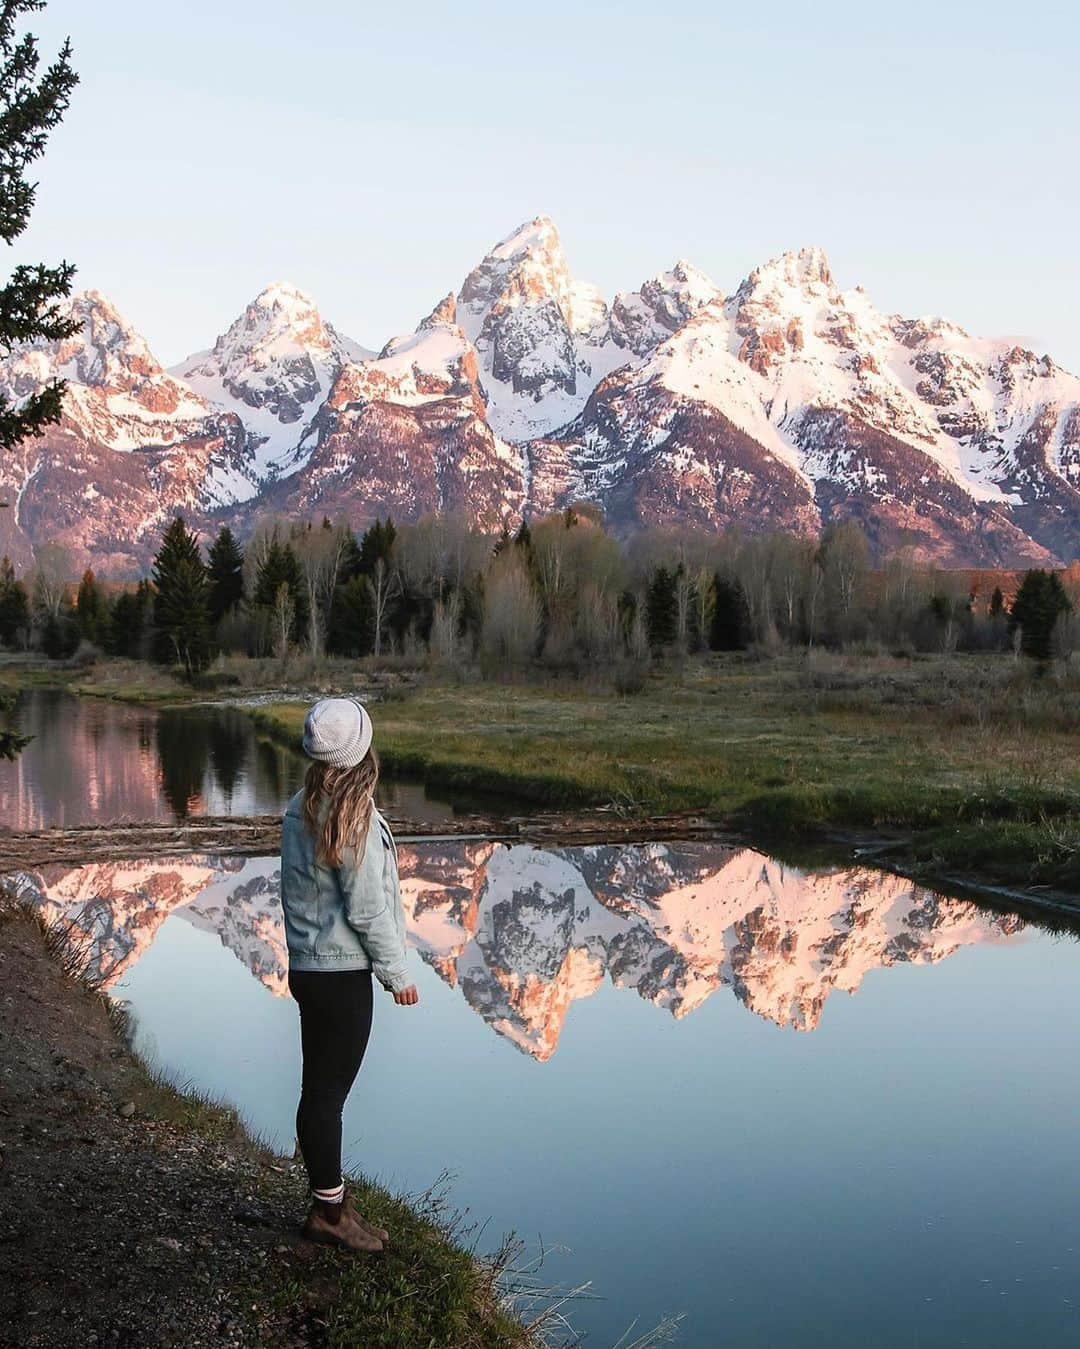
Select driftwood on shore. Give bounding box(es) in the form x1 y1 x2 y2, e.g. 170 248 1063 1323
0 810 731 869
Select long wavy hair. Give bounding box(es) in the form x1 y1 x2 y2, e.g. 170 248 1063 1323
302 749 380 867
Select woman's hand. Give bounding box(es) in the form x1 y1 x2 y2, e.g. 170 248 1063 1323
392 985 419 1006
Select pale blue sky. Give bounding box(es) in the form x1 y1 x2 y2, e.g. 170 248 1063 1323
11 0 1080 369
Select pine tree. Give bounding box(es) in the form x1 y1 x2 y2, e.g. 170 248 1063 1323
337 529 364 583
356 517 396 575
108 580 151 659
151 516 212 675
0 553 28 645
252 540 308 645
1010 569 1072 660
327 575 374 656
206 525 244 623
710 574 751 651
989 585 1005 617
645 566 678 651
75 566 108 645
0 2 79 454
39 599 76 658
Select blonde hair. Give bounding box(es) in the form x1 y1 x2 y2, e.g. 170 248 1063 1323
302 749 380 867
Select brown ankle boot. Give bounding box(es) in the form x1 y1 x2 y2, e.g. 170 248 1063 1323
302 1198 383 1252
344 1190 389 1243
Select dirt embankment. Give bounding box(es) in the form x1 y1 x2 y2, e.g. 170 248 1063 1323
0 911 534 1349
0 911 331 1347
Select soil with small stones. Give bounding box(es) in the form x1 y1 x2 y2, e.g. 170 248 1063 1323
0 916 345 1348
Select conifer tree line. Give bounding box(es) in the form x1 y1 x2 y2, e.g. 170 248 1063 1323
0 509 1076 674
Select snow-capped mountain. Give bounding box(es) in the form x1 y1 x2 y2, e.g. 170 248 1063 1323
0 216 1076 573
453 215 628 441
5 842 1024 1059
0 291 252 572
172 281 372 489
256 310 529 529
532 243 1079 562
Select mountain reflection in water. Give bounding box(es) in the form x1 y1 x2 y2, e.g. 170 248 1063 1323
6 840 1022 1058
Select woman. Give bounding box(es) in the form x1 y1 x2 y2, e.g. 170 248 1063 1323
280 697 418 1252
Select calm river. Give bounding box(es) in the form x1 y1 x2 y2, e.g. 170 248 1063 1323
3 693 1079 1346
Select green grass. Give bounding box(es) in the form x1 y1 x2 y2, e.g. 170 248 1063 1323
250 653 1080 895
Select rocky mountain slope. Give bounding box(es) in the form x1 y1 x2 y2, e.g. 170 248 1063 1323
1 218 1076 572
5 842 1023 1059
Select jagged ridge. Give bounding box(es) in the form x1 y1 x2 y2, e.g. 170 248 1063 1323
0 218 1076 572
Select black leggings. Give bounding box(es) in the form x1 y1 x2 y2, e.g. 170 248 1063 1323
288 968 374 1192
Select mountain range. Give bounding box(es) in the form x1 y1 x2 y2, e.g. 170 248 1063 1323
0 216 1077 574
6 841 1023 1058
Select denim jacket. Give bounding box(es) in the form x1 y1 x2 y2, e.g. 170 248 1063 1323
280 789 410 992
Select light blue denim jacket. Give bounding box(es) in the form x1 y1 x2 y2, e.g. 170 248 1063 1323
280 789 411 992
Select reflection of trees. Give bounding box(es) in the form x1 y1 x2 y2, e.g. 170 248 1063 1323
207 711 249 806
253 735 301 805
155 711 211 819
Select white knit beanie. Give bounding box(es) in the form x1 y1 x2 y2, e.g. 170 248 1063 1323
301 698 373 768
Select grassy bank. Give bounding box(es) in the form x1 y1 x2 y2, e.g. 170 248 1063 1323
4 648 1078 893
248 653 1080 894
0 897 542 1348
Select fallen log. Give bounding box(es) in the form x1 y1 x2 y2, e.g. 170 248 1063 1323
0 810 732 869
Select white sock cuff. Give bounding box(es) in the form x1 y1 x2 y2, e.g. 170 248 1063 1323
312 1181 345 1205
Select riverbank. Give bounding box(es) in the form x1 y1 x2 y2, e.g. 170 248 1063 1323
0 902 539 1349
246 654 1080 895
4 650 1078 895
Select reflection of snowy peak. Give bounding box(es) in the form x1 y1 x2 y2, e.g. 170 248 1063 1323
395 841 1022 1058
5 856 237 984
179 858 288 995
3 841 1024 1060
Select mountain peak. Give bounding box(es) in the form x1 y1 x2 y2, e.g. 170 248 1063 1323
609 259 723 355
745 245 834 295
171 284 368 470
419 292 458 330
487 214 560 262
44 290 164 384
72 287 125 316
458 215 571 316
248 280 319 315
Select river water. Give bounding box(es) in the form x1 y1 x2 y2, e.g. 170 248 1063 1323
0 687 458 826
3 692 1079 1346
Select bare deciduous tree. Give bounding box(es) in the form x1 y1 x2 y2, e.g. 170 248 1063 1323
480 557 539 670
30 543 72 621
371 556 402 658
429 589 463 668
271 581 295 663
295 522 349 658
